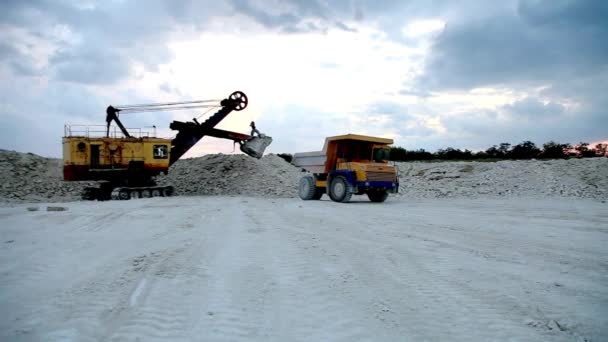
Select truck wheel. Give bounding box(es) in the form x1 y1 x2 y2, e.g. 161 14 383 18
329 176 352 203
298 175 317 200
367 190 388 203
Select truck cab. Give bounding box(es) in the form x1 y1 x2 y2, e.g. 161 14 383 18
292 134 399 203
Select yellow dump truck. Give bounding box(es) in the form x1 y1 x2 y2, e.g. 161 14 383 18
292 134 399 203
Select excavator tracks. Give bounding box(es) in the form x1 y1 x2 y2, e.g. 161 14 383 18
82 184 174 201
111 186 174 200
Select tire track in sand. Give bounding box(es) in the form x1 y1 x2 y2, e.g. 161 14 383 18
249 205 380 342
105 242 207 341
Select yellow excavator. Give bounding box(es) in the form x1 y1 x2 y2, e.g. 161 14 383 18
62 91 272 200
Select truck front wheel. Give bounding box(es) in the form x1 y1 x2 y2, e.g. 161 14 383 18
367 190 388 203
329 176 353 203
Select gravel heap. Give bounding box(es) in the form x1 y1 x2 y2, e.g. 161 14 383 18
0 149 95 204
157 154 305 197
1 148 606 203
394 158 608 201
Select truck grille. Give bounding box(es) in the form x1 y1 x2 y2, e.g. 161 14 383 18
366 171 396 182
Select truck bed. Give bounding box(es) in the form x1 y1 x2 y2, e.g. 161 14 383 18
292 151 326 174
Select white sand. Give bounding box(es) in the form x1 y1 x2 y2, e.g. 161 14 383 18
0 196 606 341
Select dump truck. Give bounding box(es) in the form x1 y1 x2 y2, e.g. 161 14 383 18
63 91 272 200
292 134 399 203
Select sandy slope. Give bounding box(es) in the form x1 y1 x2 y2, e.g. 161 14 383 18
1 196 606 341
2 148 607 203
394 158 608 200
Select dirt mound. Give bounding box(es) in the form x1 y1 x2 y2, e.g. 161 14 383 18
0 149 94 204
395 158 608 200
0 149 304 203
157 154 305 197
1 148 606 203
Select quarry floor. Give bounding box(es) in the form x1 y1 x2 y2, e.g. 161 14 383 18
1 196 607 341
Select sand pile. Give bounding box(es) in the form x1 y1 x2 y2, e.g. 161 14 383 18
157 154 305 197
0 149 94 203
1 148 606 203
0 150 304 203
394 158 608 200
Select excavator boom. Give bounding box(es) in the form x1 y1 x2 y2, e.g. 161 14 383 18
104 90 269 163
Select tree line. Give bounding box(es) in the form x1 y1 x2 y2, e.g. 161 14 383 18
388 141 608 161
275 141 606 164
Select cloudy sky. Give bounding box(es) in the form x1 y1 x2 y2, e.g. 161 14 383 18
1 0 606 158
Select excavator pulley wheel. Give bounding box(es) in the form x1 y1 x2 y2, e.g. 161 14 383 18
229 91 248 111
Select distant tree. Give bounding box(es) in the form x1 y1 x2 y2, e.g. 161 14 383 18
407 149 433 161
575 142 589 153
584 148 598 158
463 149 473 159
594 143 608 157
485 143 511 158
539 141 569 159
435 147 470 160
485 145 501 158
510 141 540 159
474 150 490 159
575 142 596 158
389 147 407 161
498 143 511 157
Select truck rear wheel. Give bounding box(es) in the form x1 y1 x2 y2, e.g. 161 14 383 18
329 176 352 203
367 190 388 203
298 175 317 200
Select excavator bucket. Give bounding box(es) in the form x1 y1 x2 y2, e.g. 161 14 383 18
240 135 273 159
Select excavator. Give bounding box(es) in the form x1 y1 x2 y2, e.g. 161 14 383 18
62 91 272 200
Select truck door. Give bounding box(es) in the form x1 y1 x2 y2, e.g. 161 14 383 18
91 145 100 169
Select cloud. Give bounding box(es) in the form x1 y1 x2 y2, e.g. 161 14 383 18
364 102 411 129
51 46 132 85
0 0 224 85
227 0 358 33
436 95 605 151
0 0 605 158
0 41 40 77
417 0 608 90
503 97 565 119
0 79 108 156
